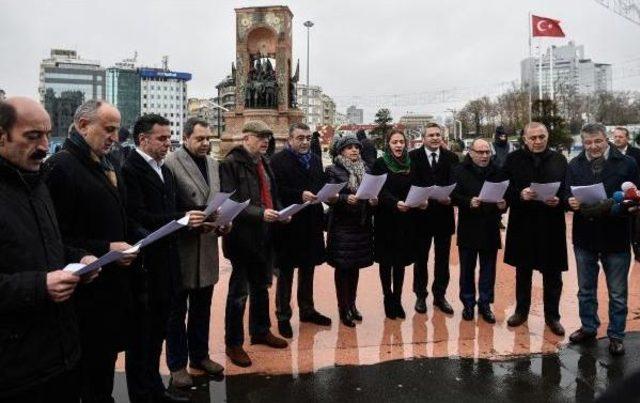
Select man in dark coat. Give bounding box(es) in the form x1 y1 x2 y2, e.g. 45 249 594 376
409 122 458 315
44 100 139 402
452 138 507 324
566 123 639 356
310 130 323 160
356 129 377 168
220 120 288 368
0 97 97 402
490 125 515 168
122 114 206 403
271 123 331 339
503 122 567 336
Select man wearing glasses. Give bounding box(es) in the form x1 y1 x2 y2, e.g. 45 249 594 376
220 120 288 367
503 122 568 337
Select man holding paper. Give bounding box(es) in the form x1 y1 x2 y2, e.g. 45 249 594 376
164 117 227 388
122 114 208 402
452 139 507 323
409 122 459 315
271 123 332 339
0 97 98 402
566 123 639 355
503 122 568 337
44 100 139 402
220 120 288 367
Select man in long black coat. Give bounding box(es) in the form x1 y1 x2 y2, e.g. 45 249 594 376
271 123 331 339
44 100 139 402
122 114 206 403
0 97 98 402
503 122 568 336
409 122 458 315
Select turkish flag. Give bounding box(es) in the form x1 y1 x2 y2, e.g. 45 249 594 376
532 15 565 37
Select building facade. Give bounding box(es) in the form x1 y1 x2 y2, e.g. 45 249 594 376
346 105 364 124
213 75 236 136
139 67 191 141
106 60 141 132
0 89 5 101
521 41 612 97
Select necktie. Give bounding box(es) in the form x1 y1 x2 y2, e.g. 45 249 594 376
256 159 273 209
431 152 437 168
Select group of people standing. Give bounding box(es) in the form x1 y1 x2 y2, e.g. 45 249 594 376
0 94 638 403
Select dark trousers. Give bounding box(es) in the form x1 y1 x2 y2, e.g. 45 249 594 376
166 286 214 371
225 259 271 347
276 265 315 321
413 233 452 299
2 369 79 403
515 266 562 321
79 342 118 403
379 264 405 298
458 247 497 308
334 269 359 312
125 291 170 403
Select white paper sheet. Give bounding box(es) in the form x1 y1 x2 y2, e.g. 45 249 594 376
478 180 510 203
213 199 251 226
571 183 608 204
404 186 431 207
313 183 347 204
137 214 190 249
63 250 124 276
530 182 561 202
203 191 234 217
277 202 310 221
427 184 457 201
355 173 388 200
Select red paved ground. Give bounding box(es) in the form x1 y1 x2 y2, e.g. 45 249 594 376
116 213 640 376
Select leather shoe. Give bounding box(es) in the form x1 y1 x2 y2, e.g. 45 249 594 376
462 306 474 321
278 320 293 338
414 297 427 314
156 388 190 403
609 339 625 356
350 307 363 321
300 311 332 326
507 312 528 327
340 309 355 327
569 328 597 344
545 320 565 336
251 331 288 349
434 298 454 315
394 297 406 319
479 306 496 324
226 346 252 367
190 358 224 376
169 368 192 389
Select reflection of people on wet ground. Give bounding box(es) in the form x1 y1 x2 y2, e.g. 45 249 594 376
380 318 404 362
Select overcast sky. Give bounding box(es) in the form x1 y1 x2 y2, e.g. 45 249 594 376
2 0 640 121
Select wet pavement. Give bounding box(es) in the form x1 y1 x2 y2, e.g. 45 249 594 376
112 215 640 401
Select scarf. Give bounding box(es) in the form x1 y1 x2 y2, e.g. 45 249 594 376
286 143 313 170
335 154 366 192
382 147 411 174
69 129 118 188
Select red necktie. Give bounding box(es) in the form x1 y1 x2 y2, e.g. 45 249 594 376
256 159 273 209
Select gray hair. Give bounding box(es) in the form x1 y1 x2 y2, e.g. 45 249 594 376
73 99 105 126
581 123 607 138
523 121 548 136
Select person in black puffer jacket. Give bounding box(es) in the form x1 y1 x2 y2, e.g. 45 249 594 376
325 133 377 327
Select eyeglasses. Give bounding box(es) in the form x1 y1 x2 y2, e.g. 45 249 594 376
471 149 491 155
293 135 312 142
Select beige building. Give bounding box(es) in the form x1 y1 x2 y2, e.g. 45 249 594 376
296 83 337 127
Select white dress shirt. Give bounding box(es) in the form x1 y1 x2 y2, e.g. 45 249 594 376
424 146 440 167
136 148 164 182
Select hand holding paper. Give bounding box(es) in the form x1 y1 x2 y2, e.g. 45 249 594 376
213 199 251 226
571 183 607 204
277 202 309 221
478 180 510 203
314 183 347 204
530 182 561 202
404 186 430 208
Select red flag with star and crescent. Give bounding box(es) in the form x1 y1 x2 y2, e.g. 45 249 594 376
532 15 565 37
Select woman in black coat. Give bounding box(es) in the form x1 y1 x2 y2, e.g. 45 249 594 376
372 129 423 319
326 134 377 327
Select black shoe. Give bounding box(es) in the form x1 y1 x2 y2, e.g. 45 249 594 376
479 306 495 324
545 319 565 336
383 296 396 319
278 320 293 338
569 328 597 344
414 297 427 314
339 309 355 327
394 296 406 319
350 307 363 321
434 298 454 315
507 312 528 327
156 388 190 403
300 311 332 326
462 306 474 321
609 339 625 356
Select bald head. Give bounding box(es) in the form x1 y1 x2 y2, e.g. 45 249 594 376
469 137 492 167
73 100 121 157
0 96 51 171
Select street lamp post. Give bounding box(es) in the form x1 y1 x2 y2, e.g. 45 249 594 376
303 20 314 125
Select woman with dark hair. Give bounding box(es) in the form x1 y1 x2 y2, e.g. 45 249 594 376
325 133 377 327
372 129 424 319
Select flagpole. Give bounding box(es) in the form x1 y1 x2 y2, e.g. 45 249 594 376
528 12 533 123
550 44 554 101
538 44 543 101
